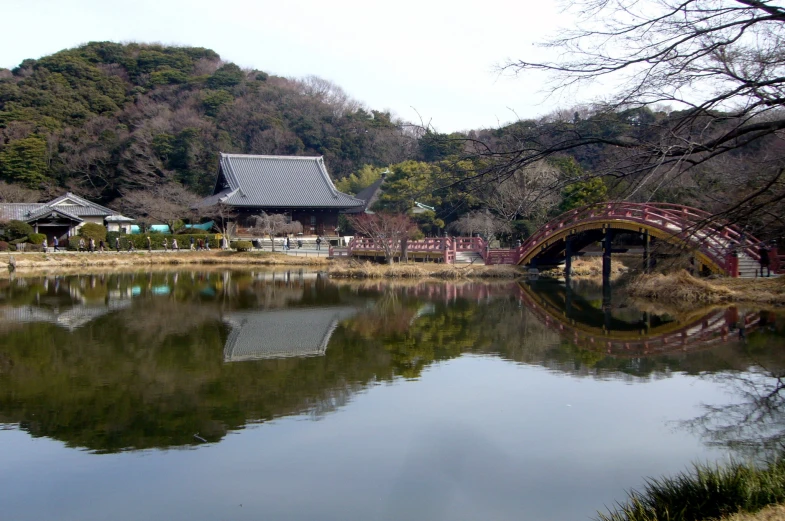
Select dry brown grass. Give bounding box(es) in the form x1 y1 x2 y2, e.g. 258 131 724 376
723 505 785 521
628 270 785 305
540 256 629 280
0 251 328 274
327 260 522 279
722 504 785 521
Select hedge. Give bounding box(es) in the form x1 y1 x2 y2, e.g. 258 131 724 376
69 233 220 251
232 240 253 252
78 223 107 242
28 233 46 245
3 220 34 241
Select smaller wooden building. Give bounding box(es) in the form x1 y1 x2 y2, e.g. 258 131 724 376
0 193 133 245
201 154 365 236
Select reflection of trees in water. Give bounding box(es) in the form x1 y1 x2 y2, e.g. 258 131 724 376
0 273 783 453
677 322 785 458
685 367 785 459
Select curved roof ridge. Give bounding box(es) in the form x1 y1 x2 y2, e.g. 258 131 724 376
221 153 322 161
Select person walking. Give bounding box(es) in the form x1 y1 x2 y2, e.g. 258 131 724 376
759 243 771 277
163 237 168 252
172 238 179 251
115 236 120 252
53 236 59 252
88 237 95 253
316 236 322 250
146 236 152 252
98 239 105 252
42 237 48 252
78 238 85 252
127 238 135 252
285 236 290 251
190 236 195 251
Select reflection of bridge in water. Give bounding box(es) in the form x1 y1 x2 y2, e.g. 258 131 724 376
515 282 759 355
388 280 762 356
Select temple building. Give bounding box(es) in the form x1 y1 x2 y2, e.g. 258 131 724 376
201 153 365 236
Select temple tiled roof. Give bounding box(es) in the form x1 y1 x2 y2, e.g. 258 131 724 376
222 307 358 362
0 193 130 222
211 154 365 209
348 176 385 214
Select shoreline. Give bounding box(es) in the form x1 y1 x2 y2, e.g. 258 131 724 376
0 250 329 271
0 252 524 279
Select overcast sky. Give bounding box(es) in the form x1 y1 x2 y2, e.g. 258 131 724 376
1 0 578 132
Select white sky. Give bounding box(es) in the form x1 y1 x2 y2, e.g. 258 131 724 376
0 0 579 132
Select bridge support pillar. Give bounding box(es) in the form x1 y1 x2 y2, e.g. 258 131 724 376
603 228 613 283
565 235 573 282
643 230 651 273
602 228 613 327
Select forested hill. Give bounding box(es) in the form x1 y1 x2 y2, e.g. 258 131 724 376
0 42 418 200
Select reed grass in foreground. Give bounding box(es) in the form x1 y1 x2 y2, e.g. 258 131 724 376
597 456 785 521
327 261 522 279
627 271 785 305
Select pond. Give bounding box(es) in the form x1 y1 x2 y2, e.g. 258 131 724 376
0 270 783 521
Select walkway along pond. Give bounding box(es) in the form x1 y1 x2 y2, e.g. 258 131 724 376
0 270 783 521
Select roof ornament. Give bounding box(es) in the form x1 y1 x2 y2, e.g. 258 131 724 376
414 201 435 211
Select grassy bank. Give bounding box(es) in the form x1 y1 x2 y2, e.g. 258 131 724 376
627 271 785 305
327 260 523 279
0 251 329 272
598 456 785 521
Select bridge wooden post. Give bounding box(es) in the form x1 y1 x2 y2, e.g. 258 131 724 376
603 227 613 284
643 230 651 273
565 235 573 282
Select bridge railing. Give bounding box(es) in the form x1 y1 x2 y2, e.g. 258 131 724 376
515 202 765 273
345 236 490 264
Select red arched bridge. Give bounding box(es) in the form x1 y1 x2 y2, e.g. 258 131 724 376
334 202 782 276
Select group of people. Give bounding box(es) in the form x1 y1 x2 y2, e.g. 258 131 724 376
40 233 330 253
76 237 105 252
283 235 325 251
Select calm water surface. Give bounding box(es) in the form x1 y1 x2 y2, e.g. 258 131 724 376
0 270 783 521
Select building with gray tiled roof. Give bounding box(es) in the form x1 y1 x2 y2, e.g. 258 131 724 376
0 193 133 244
201 154 364 236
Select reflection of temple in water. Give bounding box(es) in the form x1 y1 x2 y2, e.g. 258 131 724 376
0 300 132 331
222 307 357 362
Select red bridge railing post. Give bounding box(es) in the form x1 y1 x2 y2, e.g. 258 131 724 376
725 252 739 277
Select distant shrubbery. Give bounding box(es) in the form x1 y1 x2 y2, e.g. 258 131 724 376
78 223 107 242
2 220 34 242
231 240 252 252
79 233 220 251
27 233 46 245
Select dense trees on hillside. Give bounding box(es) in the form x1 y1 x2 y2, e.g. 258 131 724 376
0 42 416 200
